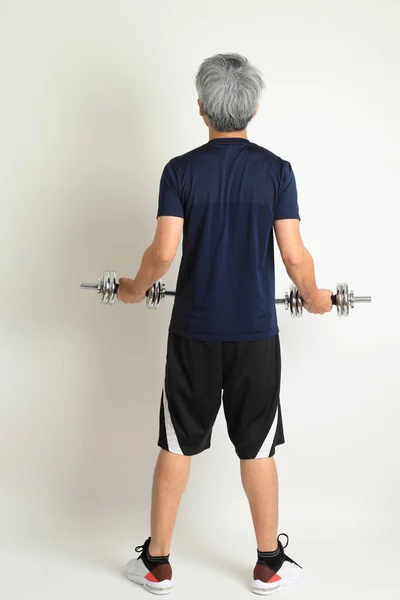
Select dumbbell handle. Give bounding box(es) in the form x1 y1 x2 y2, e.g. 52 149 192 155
118 283 174 298
80 281 175 298
79 281 177 298
275 294 372 306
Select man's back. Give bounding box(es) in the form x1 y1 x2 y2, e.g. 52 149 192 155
157 137 300 341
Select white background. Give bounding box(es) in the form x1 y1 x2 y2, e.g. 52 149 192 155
1 1 399 599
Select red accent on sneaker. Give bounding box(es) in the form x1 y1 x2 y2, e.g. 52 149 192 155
254 564 281 584
145 572 158 583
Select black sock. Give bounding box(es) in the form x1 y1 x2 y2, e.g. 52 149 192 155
146 544 169 564
257 547 282 572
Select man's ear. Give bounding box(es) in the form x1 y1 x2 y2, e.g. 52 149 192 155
197 99 204 116
253 105 260 118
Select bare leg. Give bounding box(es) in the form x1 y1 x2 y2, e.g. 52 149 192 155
241 457 279 552
149 450 191 557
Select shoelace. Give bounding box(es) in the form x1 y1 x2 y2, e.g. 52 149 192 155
135 537 151 554
278 533 301 568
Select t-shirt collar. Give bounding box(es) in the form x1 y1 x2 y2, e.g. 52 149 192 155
208 137 251 145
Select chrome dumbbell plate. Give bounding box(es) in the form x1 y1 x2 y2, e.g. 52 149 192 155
336 283 351 317
336 283 346 316
101 270 118 305
146 280 166 309
285 285 303 317
80 270 118 305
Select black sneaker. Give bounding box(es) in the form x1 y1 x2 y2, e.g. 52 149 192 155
124 538 173 595
252 534 302 596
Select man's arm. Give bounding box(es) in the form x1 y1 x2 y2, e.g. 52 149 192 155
274 219 332 314
118 216 183 304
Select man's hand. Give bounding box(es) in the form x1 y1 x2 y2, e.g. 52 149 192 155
303 289 333 315
117 278 147 304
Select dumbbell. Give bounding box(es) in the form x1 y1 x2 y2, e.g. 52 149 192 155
277 284 371 317
80 270 371 317
80 271 176 308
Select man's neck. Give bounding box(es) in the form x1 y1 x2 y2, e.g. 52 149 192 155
209 129 248 141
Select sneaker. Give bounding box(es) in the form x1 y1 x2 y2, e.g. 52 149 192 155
252 533 302 596
124 538 173 595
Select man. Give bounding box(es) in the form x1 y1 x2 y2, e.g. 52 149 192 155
118 53 332 596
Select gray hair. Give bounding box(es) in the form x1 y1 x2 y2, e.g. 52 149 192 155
195 53 265 132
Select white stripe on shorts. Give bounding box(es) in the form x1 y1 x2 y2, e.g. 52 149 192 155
255 406 279 459
163 388 183 455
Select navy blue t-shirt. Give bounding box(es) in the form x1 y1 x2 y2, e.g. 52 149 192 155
157 138 300 341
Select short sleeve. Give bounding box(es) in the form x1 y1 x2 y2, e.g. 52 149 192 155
157 161 184 219
274 161 300 221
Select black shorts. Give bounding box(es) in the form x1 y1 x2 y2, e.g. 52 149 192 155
158 333 284 460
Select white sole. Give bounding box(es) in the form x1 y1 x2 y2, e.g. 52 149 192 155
252 574 302 596
126 573 173 595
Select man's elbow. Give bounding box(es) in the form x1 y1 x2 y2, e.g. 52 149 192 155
281 248 305 268
153 246 175 265
158 255 174 266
